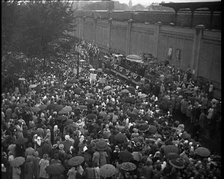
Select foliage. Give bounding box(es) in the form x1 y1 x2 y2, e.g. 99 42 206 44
2 0 77 82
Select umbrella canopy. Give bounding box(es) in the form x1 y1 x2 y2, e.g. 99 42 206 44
120 89 129 94
119 151 133 162
166 153 180 161
46 163 65 175
194 147 211 157
120 162 136 171
64 119 74 126
132 152 142 162
31 106 41 113
59 106 72 114
86 99 95 104
10 157 25 167
100 164 117 178
137 123 149 133
181 131 191 140
39 104 47 111
78 105 88 110
138 93 147 98
86 113 97 120
85 93 94 98
97 68 103 73
104 86 112 91
126 55 143 63
57 115 67 121
74 88 83 95
68 156 84 167
127 86 135 94
80 59 85 63
114 133 127 143
47 104 64 112
96 139 108 151
90 68 95 71
148 125 157 134
29 84 38 88
169 158 185 169
163 145 179 155
18 77 25 81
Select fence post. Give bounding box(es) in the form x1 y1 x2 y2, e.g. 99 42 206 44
126 19 133 55
154 21 162 59
81 16 86 40
191 24 205 78
107 18 113 52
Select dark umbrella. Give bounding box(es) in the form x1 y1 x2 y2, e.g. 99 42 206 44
120 162 136 171
148 125 157 134
114 133 127 143
163 145 179 155
31 106 41 113
86 99 95 104
96 139 108 151
68 156 84 167
181 131 191 140
137 123 149 133
57 115 67 122
127 86 135 94
86 114 97 120
119 151 133 162
46 163 65 175
166 153 180 160
64 119 74 126
74 88 83 95
169 158 185 169
100 164 117 178
194 147 211 157
78 105 88 110
39 104 47 111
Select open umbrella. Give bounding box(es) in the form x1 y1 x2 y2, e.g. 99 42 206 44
86 99 95 104
169 158 185 169
29 84 38 89
114 133 127 143
97 68 103 73
74 88 83 95
195 147 211 157
59 106 72 114
100 164 117 178
90 68 95 71
57 115 67 121
10 157 25 167
64 119 74 126
79 105 88 110
119 151 133 162
137 123 149 133
39 104 47 111
148 125 157 134
104 86 112 91
163 145 179 155
85 93 94 98
127 86 135 94
120 89 129 94
31 106 41 113
68 156 84 167
18 77 25 81
166 153 180 161
181 131 191 140
96 139 108 151
120 162 136 171
46 163 65 175
86 113 97 120
80 59 85 63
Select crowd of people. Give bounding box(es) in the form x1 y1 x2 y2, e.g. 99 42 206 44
1 41 221 179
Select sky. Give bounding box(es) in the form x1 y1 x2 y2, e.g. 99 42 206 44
114 0 221 6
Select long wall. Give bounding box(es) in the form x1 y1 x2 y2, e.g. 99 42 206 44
74 16 221 98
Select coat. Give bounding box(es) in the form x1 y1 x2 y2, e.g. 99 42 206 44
12 167 21 179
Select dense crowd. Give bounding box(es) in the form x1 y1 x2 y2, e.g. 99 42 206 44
1 42 221 179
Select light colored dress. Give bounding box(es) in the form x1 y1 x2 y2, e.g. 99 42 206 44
39 158 49 179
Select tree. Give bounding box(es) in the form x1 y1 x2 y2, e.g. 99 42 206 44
2 0 77 86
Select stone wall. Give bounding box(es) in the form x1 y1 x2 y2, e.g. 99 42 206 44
74 16 221 98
